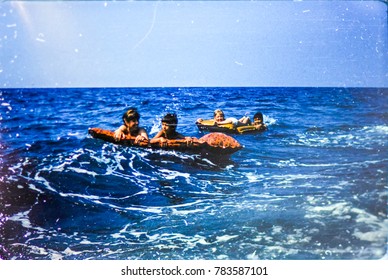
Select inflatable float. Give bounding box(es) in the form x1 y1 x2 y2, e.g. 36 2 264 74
88 128 242 156
196 120 266 134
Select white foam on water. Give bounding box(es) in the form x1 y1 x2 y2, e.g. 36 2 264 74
8 210 33 229
120 205 163 214
362 125 388 134
67 132 81 137
67 167 98 177
28 183 44 194
272 225 283 234
79 239 99 245
305 201 388 248
171 205 211 216
248 193 285 201
353 228 387 242
308 202 352 218
245 172 265 183
351 210 388 243
213 254 228 260
285 229 312 245
63 247 84 256
264 115 277 126
294 125 388 149
33 172 58 193
246 250 259 260
115 190 149 200
112 225 213 254
7 162 22 174
216 235 239 242
58 192 101 201
264 173 330 189
12 243 48 257
8 210 46 235
150 120 161 135
158 168 190 180
200 157 218 166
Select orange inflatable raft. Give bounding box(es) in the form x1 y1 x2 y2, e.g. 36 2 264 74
88 128 242 156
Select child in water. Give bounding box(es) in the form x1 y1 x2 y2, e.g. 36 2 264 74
197 109 250 127
252 112 267 131
150 113 193 146
114 108 149 144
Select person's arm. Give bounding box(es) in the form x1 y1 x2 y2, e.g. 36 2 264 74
238 116 251 125
150 130 167 144
215 119 233 125
114 125 127 140
255 123 267 131
172 132 194 146
134 128 149 144
140 128 149 140
184 136 195 146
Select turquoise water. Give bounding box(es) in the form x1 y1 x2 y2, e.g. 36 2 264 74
0 87 387 259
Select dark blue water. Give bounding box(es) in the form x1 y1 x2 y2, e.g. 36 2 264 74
0 87 387 260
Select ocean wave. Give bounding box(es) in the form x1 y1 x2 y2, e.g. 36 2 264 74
292 125 388 149
305 201 388 254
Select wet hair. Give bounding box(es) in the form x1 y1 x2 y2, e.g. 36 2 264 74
213 109 224 117
122 108 140 123
253 112 264 121
162 113 178 125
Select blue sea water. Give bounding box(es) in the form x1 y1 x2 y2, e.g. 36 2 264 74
0 87 387 260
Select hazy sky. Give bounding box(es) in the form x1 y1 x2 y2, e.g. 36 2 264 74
0 0 387 88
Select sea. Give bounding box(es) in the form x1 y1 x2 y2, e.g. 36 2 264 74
0 87 387 260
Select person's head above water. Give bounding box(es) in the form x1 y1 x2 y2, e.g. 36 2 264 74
213 109 225 122
122 108 140 123
253 112 264 124
162 113 178 125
